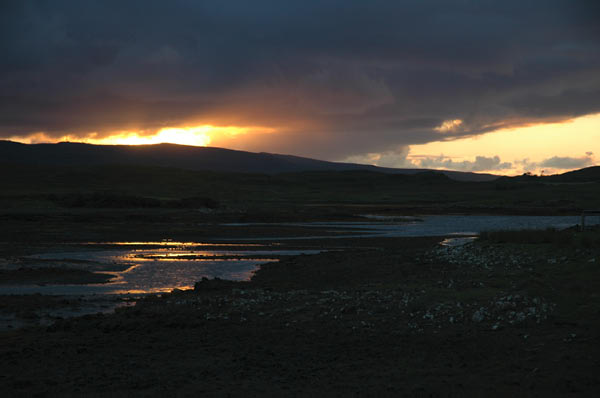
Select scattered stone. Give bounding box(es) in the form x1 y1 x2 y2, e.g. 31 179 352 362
472 309 485 323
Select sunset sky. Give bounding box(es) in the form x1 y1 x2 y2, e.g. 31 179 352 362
2 1 599 175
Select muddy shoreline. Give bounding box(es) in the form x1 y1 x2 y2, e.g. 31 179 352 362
1 233 599 396
0 268 114 285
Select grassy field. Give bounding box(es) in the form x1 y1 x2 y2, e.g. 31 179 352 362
2 163 599 215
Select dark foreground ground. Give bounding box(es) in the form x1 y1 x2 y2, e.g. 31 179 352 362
1 229 599 397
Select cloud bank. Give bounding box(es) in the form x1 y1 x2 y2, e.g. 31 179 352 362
1 1 599 160
416 155 513 172
517 153 595 172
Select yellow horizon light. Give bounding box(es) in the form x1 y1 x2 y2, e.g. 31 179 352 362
7 124 276 147
100 126 212 146
408 113 600 175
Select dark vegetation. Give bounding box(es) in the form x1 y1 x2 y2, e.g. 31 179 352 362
45 192 219 209
1 142 599 216
0 140 498 180
1 162 599 215
480 226 600 247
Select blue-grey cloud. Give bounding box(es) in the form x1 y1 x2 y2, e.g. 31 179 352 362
345 149 513 172
416 155 512 172
539 155 594 169
517 153 595 171
1 0 599 159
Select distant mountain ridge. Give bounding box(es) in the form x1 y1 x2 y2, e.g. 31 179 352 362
0 140 500 181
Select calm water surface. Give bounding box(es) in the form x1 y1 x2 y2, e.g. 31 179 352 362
224 214 584 240
1 245 324 295
1 215 592 296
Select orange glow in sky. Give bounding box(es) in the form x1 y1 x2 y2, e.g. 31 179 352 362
408 113 600 174
95 127 212 146
6 114 600 176
8 125 274 147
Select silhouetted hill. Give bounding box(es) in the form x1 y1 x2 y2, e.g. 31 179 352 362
0 141 498 181
544 166 600 182
495 166 600 185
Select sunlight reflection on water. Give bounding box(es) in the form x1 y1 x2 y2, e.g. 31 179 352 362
4 246 324 295
84 241 267 247
2 215 591 296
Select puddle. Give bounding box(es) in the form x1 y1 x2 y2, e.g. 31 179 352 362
440 237 478 247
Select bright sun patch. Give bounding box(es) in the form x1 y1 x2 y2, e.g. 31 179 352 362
97 126 213 146
8 125 275 147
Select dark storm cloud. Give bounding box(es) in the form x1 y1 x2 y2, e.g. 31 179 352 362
1 0 599 158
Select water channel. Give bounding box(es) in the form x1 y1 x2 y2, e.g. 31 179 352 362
1 214 592 296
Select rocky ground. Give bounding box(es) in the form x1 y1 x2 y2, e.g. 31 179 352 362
1 233 599 396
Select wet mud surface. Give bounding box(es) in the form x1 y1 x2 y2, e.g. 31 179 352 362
0 268 114 285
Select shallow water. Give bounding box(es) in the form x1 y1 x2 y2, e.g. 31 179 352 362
0 259 276 295
1 215 592 296
222 214 584 240
2 247 324 295
83 241 266 247
384 214 582 237
440 237 478 247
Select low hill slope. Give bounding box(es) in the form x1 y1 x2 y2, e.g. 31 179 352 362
0 141 498 182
